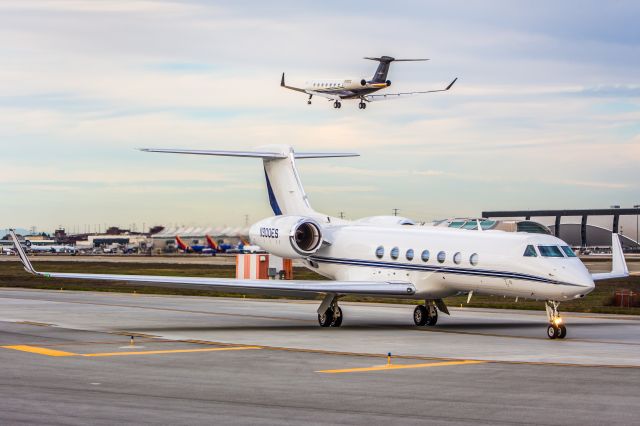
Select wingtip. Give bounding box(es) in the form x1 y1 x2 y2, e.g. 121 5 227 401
280 72 285 86
446 77 458 90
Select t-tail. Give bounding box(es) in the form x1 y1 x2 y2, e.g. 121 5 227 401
364 56 429 83
140 145 358 217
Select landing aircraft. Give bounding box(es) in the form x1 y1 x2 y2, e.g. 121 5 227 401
9 146 628 338
281 56 457 109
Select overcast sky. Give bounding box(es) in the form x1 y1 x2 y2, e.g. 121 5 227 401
0 0 639 233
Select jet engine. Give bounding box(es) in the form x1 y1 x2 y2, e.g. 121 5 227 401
360 79 367 86
386 80 392 87
249 216 323 259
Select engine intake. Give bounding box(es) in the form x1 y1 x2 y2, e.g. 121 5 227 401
386 80 392 87
360 79 367 86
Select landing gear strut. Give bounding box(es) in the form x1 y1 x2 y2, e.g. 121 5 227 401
317 293 343 327
413 301 438 326
545 300 567 339
358 101 367 110
307 94 313 105
333 100 342 109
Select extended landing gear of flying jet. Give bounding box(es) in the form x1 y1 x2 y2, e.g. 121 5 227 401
358 101 367 110
333 100 342 109
317 293 343 327
413 302 438 326
307 94 313 105
545 300 567 339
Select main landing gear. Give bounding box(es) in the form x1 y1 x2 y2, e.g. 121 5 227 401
333 100 342 109
317 293 343 327
413 301 438 326
545 300 567 339
358 101 367 110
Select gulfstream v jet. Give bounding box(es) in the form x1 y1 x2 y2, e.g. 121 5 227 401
10 146 628 339
281 56 457 109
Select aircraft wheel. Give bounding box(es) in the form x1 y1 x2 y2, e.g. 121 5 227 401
426 307 438 326
546 325 558 339
337 101 342 109
558 325 567 339
413 305 427 326
307 101 312 105
318 309 334 327
359 102 366 110
333 101 339 109
331 306 343 327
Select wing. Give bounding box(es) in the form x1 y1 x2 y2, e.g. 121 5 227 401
9 230 415 297
365 78 457 102
592 233 629 281
280 73 307 93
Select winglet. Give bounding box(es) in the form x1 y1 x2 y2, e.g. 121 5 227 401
592 233 629 281
9 229 37 275
281 72 285 87
446 77 458 90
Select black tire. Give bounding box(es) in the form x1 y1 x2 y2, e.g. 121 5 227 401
333 101 339 109
547 325 558 339
362 103 367 109
426 307 438 326
318 309 334 327
337 102 342 109
413 305 427 326
558 325 567 339
331 306 343 327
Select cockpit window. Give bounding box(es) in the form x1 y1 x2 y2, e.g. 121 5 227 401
523 245 537 257
561 246 577 258
538 245 564 257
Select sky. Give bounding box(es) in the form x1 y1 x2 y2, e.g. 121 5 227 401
0 0 639 233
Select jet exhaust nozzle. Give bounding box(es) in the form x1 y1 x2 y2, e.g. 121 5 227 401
386 80 392 87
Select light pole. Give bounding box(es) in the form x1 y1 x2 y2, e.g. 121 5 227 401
634 204 640 251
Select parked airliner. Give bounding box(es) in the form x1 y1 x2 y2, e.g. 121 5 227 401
9 146 628 338
281 55 457 109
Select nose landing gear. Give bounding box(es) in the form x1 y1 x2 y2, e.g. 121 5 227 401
545 301 567 339
307 94 313 105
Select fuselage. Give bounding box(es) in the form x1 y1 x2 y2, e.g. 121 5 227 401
305 78 388 99
300 223 595 302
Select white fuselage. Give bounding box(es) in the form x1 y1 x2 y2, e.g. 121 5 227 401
297 222 595 302
305 78 387 99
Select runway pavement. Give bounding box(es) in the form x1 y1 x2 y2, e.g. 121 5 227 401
0 288 639 425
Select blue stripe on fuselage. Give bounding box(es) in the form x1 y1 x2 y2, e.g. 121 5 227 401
309 255 586 287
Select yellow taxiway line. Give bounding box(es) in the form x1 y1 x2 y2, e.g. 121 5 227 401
2 344 260 357
317 359 485 374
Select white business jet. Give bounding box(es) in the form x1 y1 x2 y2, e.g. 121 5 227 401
9 146 628 339
281 55 457 109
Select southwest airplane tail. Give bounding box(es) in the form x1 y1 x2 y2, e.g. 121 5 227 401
175 235 190 252
205 234 218 251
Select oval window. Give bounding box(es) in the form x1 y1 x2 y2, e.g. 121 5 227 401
375 246 384 259
453 252 462 264
390 247 399 260
470 253 479 266
437 251 446 263
421 249 430 262
406 249 414 261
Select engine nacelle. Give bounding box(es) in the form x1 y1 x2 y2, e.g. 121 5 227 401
386 80 391 87
360 79 367 86
249 216 323 259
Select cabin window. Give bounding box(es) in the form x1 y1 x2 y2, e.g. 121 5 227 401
437 251 446 263
390 247 399 260
375 246 384 259
560 246 577 258
406 249 414 261
538 245 564 258
470 253 479 266
421 249 430 262
523 245 537 257
453 252 462 264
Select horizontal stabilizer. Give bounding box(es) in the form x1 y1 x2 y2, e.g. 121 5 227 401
140 148 358 159
592 233 629 281
364 57 429 62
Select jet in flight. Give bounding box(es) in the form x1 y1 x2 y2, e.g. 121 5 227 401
281 56 457 109
10 146 628 338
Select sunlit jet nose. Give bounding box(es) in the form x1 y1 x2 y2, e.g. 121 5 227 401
569 268 595 298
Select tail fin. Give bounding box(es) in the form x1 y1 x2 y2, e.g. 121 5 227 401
364 56 429 83
142 145 358 217
205 234 218 251
175 236 189 251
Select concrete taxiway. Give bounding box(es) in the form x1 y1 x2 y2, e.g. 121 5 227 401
0 288 639 425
